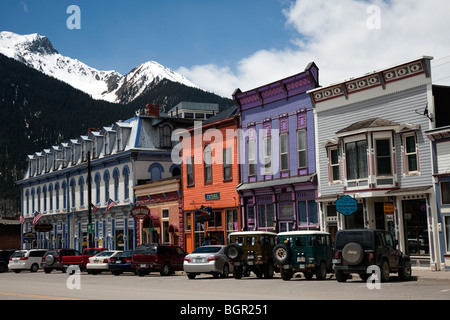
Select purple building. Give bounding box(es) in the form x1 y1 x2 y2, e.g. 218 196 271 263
233 63 320 233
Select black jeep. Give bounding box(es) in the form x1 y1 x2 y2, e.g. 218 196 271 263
333 229 412 282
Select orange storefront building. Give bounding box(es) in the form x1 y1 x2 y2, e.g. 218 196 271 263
181 106 241 253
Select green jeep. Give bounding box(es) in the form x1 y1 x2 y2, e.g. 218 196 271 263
273 231 333 281
225 231 277 279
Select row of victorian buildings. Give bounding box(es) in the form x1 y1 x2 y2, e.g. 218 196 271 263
17 56 450 271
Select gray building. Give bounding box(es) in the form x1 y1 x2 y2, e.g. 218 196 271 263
309 56 441 270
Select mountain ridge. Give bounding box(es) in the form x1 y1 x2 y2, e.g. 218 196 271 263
0 31 200 104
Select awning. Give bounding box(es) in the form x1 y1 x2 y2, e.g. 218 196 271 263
385 186 432 196
169 224 179 233
142 213 161 229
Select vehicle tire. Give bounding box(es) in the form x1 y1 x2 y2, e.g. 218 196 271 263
315 261 327 280
187 273 197 279
44 267 52 274
137 269 146 277
221 264 230 278
380 260 390 282
233 267 243 279
342 242 364 265
336 270 348 282
280 269 293 281
399 260 412 281
303 271 313 280
224 243 242 261
263 261 274 279
272 244 291 264
44 255 55 266
30 263 39 273
160 262 171 276
0 265 6 273
112 271 122 276
14 270 21 273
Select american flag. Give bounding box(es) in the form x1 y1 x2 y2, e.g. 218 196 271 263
91 203 99 212
19 215 26 225
105 198 117 214
32 212 43 225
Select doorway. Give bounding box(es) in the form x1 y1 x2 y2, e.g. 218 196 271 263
402 199 429 256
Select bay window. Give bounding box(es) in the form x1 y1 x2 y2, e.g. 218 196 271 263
345 140 368 180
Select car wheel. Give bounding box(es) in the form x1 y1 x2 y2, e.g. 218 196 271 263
30 263 39 273
272 244 290 264
263 261 274 279
221 264 230 278
342 242 364 265
336 270 348 282
399 260 412 281
233 267 243 279
160 262 171 276
380 260 390 282
0 265 6 273
281 269 293 281
44 268 52 274
14 270 21 273
224 244 241 260
44 255 55 266
315 261 327 280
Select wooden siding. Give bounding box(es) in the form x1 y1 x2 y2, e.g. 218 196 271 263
315 85 434 197
437 142 450 174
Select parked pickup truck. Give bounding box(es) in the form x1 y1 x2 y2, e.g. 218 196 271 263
62 248 107 271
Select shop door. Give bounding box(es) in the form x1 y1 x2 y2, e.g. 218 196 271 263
374 202 386 230
402 199 429 255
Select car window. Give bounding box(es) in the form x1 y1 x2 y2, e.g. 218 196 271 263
384 233 394 247
117 251 133 257
192 246 222 254
11 251 25 258
84 249 102 256
158 246 167 255
335 231 374 250
30 251 46 258
233 237 245 245
134 244 157 254
295 237 307 247
95 251 115 257
176 248 186 255
45 250 59 257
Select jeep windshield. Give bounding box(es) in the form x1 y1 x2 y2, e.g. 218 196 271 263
232 236 257 246
335 231 374 250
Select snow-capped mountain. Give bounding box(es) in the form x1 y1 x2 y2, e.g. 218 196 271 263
0 31 198 104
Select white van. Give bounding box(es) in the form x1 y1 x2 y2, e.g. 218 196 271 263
8 249 47 273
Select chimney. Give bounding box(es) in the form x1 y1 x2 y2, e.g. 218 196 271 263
146 104 160 117
88 128 99 134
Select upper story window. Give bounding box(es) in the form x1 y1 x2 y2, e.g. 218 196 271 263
441 181 450 205
247 128 256 177
204 145 212 184
297 130 307 169
104 133 110 155
375 138 392 176
345 139 368 180
280 133 289 172
186 157 194 186
403 133 418 174
161 125 172 148
223 148 232 181
328 146 340 183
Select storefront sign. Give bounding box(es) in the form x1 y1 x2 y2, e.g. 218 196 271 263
130 205 150 219
23 232 37 241
195 206 213 222
34 223 53 232
384 202 395 215
336 195 358 216
205 192 220 201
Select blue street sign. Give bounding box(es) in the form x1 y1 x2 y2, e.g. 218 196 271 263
336 195 358 216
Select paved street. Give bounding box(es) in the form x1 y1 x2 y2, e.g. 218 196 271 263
1 268 449 302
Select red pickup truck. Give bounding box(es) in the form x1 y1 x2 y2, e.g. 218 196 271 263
62 248 106 271
42 248 106 273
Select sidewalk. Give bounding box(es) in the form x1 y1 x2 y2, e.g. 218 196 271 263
412 267 450 281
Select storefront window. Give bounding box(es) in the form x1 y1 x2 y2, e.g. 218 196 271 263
445 216 450 252
403 199 429 255
258 204 274 229
226 209 238 232
298 200 318 227
344 203 364 229
441 181 450 205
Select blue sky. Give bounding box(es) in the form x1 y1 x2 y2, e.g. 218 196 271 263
2 0 450 97
0 1 295 75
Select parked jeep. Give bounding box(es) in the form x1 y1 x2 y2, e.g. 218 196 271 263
225 231 277 279
333 229 412 282
273 231 333 281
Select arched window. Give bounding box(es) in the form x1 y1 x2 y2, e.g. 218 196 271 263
123 166 130 200
148 163 164 181
113 168 120 201
104 170 110 203
94 173 101 205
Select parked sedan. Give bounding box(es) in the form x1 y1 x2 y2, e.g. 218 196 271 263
108 250 135 276
86 251 121 274
183 245 231 279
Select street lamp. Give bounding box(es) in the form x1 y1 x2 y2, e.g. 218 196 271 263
87 151 93 248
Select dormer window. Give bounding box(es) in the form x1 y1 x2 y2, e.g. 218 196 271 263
117 128 123 152
104 133 110 155
161 124 172 148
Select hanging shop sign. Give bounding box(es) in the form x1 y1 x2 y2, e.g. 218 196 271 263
194 206 213 222
34 223 53 232
130 205 150 220
384 202 395 215
336 195 358 216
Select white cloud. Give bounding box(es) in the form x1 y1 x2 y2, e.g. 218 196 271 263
178 0 450 97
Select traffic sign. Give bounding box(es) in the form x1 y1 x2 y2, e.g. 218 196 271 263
87 223 95 234
336 195 358 216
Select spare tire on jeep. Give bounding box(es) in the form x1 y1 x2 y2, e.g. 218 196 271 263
44 254 55 266
224 243 242 260
272 244 291 264
342 242 364 265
